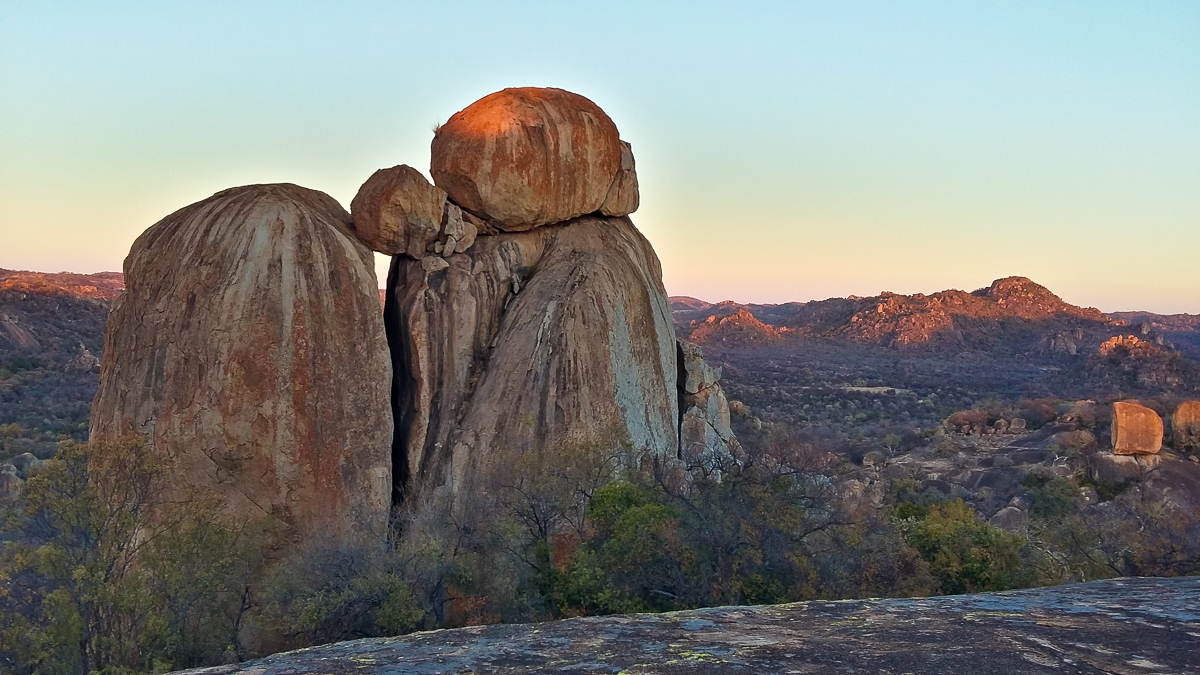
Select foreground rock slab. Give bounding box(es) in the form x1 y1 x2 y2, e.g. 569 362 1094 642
181 577 1200 674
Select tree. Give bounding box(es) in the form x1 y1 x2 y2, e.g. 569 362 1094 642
0 439 253 673
895 500 1027 595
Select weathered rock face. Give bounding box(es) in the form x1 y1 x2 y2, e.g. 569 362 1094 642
350 165 447 258
180 577 1200 675
599 140 639 217
1174 400 1200 450
90 184 392 540
677 341 740 476
1110 400 1163 455
384 214 677 497
430 87 626 231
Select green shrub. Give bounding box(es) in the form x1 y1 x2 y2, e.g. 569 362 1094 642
1022 473 1077 520
896 499 1026 594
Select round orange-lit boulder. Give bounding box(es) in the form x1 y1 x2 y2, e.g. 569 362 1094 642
1174 400 1200 451
1111 401 1163 455
430 87 624 231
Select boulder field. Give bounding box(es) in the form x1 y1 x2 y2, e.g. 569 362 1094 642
89 87 733 542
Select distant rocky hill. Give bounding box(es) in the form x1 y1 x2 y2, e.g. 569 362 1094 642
671 278 1200 443
179 576 1200 674
0 268 124 302
675 276 1121 351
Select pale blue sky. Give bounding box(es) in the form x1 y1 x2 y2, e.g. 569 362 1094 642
2 1 1197 312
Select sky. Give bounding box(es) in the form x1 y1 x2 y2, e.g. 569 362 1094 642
1 1 1197 313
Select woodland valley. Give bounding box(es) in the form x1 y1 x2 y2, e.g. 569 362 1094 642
1 88 1198 673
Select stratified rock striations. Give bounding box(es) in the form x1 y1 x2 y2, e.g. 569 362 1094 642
385 215 679 497
430 87 632 231
1110 400 1163 455
90 184 392 541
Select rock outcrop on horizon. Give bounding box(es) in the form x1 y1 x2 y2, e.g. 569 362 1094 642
673 276 1119 350
90 184 392 541
430 87 633 231
1110 400 1163 455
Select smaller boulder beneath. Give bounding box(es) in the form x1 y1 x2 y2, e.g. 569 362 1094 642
351 165 447 258
1089 451 1161 485
1111 401 1163 455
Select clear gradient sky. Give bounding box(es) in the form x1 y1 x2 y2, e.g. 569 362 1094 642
2 1 1197 312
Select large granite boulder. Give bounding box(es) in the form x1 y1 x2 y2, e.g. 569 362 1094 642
1174 400 1200 451
430 87 630 231
384 214 677 498
1110 401 1163 455
90 184 392 541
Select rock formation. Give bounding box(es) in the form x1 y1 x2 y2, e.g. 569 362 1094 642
384 215 679 497
429 87 633 230
90 184 392 541
677 341 741 476
90 87 721 542
1110 400 1163 455
369 86 715 503
1175 400 1200 451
